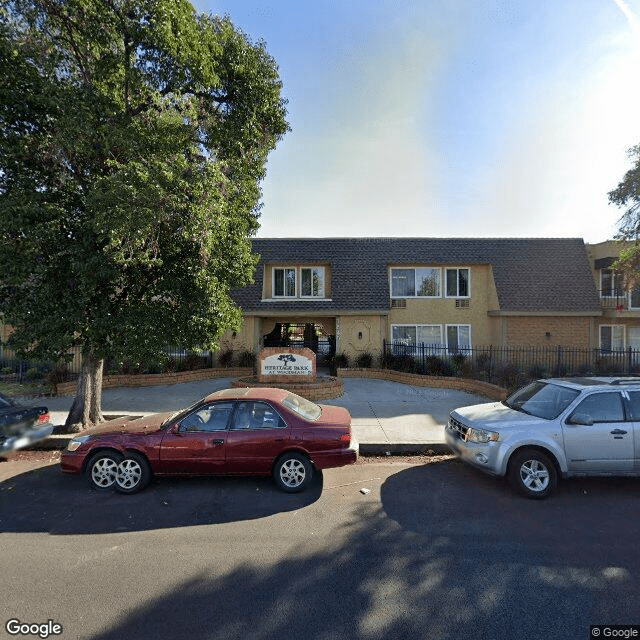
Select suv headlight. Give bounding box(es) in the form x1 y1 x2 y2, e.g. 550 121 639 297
465 428 499 444
67 434 93 451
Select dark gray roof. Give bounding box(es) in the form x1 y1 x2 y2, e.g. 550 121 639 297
232 238 600 313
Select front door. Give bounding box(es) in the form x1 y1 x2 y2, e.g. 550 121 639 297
563 391 635 473
159 401 234 473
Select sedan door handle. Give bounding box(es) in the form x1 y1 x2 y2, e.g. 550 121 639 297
212 439 225 446
610 429 627 435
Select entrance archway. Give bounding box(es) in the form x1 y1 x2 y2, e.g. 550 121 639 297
263 322 336 365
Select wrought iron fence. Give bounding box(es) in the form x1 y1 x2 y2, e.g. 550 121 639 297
382 340 640 387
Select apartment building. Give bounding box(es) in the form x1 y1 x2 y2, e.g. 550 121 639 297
226 237 608 361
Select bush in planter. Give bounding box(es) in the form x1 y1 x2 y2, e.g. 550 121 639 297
218 348 234 367
355 352 373 368
237 350 256 368
25 367 41 381
333 352 349 369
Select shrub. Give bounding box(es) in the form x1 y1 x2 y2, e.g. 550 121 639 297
355 352 373 368
25 367 41 381
334 352 349 369
495 363 525 391
218 348 234 367
527 364 548 380
237 350 256 368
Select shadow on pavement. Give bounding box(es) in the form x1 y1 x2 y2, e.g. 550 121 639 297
0 464 323 535
85 460 640 640
381 458 640 568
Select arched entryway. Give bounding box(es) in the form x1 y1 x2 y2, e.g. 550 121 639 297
262 322 336 365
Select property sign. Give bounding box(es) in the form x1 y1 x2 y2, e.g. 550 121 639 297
258 348 316 383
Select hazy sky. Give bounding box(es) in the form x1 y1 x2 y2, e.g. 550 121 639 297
196 0 640 241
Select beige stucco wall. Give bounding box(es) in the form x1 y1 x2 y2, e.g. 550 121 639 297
386 265 499 346
219 316 257 354
337 315 385 358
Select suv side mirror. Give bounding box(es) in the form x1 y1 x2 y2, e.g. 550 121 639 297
567 413 593 426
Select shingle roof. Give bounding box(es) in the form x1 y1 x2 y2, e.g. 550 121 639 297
231 238 600 314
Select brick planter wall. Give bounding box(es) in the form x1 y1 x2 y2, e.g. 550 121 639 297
55 368 253 396
337 368 507 401
232 376 344 402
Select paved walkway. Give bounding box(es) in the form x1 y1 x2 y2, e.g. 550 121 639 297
36 377 489 454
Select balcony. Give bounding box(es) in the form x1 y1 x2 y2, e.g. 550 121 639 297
600 289 640 312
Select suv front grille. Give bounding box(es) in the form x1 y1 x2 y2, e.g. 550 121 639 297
448 416 468 440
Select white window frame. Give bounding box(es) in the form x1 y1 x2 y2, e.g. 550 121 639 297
389 267 442 298
599 325 625 352
390 324 445 349
629 286 640 310
445 324 472 354
445 267 471 299
300 266 325 299
272 267 297 298
600 269 623 299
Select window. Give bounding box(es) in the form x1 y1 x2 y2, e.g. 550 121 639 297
390 268 441 298
391 325 443 347
446 324 471 353
600 325 624 352
300 267 325 298
272 266 325 299
601 269 623 298
179 402 234 432
445 268 470 298
570 393 625 423
630 286 640 309
231 402 286 430
273 268 296 297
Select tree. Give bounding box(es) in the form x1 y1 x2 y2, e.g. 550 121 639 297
609 144 640 277
0 0 289 431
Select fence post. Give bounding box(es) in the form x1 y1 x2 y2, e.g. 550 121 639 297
555 346 562 377
628 346 632 375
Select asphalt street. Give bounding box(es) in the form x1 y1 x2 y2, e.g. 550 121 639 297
1 457 639 640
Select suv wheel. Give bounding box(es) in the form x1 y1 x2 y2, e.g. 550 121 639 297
508 449 557 499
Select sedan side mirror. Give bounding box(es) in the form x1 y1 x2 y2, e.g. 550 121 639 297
566 413 593 426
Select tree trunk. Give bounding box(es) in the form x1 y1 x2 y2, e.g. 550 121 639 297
63 355 105 432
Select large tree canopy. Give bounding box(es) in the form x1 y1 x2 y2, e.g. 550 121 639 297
0 0 289 429
609 144 640 272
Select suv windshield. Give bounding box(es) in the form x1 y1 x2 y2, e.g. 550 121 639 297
505 381 580 420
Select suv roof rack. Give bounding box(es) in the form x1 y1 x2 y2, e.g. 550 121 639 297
608 378 640 385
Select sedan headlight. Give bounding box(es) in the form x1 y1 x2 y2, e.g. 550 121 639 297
465 428 500 444
66 434 93 451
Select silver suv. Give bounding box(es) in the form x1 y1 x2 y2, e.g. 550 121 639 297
445 377 640 499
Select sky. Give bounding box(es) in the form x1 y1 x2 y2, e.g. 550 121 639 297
195 0 640 242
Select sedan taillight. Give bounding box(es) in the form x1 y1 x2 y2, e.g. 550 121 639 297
37 412 50 425
340 433 351 446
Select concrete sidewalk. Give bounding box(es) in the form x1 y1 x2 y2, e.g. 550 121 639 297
32 377 489 455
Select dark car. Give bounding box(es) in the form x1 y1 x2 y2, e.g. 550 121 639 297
0 392 53 455
61 387 358 493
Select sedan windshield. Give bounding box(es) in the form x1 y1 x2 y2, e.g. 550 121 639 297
505 381 580 420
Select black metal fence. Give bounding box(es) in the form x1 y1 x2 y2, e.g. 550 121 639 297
0 346 219 384
382 340 640 387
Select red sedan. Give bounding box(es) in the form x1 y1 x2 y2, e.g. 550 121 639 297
61 387 358 493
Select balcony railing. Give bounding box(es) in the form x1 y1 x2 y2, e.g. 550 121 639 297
599 289 640 311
